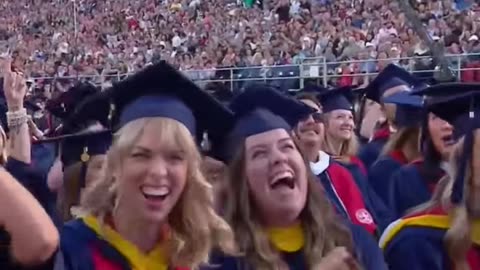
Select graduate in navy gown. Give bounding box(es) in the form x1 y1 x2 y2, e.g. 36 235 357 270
357 64 421 169
40 130 112 222
294 92 379 236
55 62 236 270
381 83 480 270
27 82 106 223
388 93 455 218
368 91 423 205
317 86 393 232
208 84 388 270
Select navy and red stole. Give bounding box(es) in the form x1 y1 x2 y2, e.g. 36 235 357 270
381 207 480 270
324 162 377 235
335 156 394 232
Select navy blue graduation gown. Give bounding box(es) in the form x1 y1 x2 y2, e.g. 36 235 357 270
5 158 59 226
358 139 387 170
388 162 440 219
358 125 390 170
338 159 394 233
56 219 132 270
368 151 407 206
31 142 57 178
207 224 388 270
381 209 480 270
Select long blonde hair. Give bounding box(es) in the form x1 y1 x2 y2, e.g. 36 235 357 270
322 112 359 158
77 117 236 269
408 130 480 270
225 137 360 270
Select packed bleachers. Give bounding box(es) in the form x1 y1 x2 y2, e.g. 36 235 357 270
1 0 479 94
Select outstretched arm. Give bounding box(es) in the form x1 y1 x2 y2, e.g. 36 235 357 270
0 167 59 265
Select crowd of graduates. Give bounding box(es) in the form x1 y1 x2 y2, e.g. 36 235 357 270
0 54 479 270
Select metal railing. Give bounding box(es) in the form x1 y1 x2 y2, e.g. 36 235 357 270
28 53 480 92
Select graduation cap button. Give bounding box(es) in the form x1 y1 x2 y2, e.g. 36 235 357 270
81 146 90 163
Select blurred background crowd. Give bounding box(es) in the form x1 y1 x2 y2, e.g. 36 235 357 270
0 0 479 105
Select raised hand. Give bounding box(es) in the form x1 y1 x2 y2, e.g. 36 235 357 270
2 57 26 110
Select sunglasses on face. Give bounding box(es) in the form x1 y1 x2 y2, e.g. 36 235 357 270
301 111 323 123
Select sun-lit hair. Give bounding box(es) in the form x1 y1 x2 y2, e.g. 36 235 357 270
225 137 361 270
380 127 421 161
77 117 236 269
408 130 480 270
0 125 8 165
322 112 359 158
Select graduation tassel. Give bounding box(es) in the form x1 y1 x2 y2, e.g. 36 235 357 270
450 108 475 205
108 103 115 130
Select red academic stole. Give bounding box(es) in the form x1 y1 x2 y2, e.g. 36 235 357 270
372 126 390 141
89 217 190 270
90 245 190 270
326 162 377 235
389 150 408 164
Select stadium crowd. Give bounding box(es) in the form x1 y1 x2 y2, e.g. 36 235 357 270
1 0 479 87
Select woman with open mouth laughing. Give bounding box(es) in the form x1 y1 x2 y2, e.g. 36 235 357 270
208 84 387 270
54 62 236 270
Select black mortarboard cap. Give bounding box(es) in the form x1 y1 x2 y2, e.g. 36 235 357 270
366 64 420 103
423 85 480 140
69 61 234 139
382 91 424 127
45 82 99 120
38 130 113 168
211 84 314 163
317 86 354 113
420 83 480 205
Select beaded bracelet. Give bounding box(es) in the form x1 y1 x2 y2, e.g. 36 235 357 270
7 108 28 129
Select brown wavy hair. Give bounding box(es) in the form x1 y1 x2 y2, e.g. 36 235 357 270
224 136 361 270
381 127 421 162
75 117 236 269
